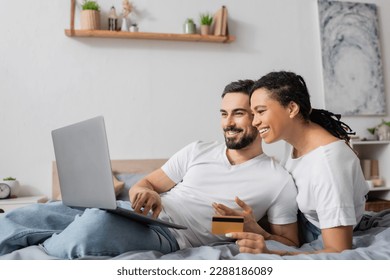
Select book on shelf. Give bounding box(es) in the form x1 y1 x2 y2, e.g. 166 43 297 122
213 6 229 36
361 159 379 180
361 159 385 188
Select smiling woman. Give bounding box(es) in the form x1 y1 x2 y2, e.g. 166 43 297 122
227 71 369 256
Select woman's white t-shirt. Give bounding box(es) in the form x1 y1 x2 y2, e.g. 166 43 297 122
282 140 369 229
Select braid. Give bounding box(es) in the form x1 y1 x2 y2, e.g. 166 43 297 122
310 109 355 143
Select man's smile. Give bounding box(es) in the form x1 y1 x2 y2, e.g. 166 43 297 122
226 130 241 136
225 128 243 137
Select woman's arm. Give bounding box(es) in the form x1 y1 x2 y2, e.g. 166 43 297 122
227 225 353 255
213 197 299 247
267 223 299 247
320 226 353 253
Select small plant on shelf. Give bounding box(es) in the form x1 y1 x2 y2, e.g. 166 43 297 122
200 13 213 26
367 120 390 141
186 18 195 25
81 0 100 11
80 1 101 30
199 13 213 35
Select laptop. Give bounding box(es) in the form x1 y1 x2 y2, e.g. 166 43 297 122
51 116 187 230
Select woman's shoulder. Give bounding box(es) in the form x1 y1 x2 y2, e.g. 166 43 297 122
296 140 356 166
317 140 359 167
321 140 354 153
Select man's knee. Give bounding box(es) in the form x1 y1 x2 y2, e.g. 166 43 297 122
43 209 129 259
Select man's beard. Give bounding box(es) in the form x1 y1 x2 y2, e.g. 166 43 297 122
224 127 258 150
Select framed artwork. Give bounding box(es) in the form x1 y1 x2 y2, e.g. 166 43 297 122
318 0 386 116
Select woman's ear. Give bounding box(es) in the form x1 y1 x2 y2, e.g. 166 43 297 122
288 101 300 118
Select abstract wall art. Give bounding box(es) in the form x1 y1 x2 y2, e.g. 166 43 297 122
318 0 386 116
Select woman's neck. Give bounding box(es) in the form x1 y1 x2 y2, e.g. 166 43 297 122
288 122 338 158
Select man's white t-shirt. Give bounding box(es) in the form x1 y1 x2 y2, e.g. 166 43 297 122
158 141 298 249
282 140 369 229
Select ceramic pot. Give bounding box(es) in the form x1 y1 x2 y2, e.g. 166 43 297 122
200 25 210 35
80 10 100 30
129 24 139 32
183 22 196 34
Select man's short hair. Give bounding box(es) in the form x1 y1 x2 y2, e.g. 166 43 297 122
221 79 254 98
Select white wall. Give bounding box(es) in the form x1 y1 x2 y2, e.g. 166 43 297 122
1 0 389 198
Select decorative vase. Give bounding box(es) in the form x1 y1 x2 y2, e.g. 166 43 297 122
80 10 100 30
121 17 129 31
375 123 390 141
183 21 196 34
200 25 210 35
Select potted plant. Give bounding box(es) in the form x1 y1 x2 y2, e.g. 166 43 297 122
368 120 390 141
183 18 196 34
80 0 101 30
1 177 20 197
199 13 213 35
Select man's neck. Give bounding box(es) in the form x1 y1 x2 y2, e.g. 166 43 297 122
226 137 263 165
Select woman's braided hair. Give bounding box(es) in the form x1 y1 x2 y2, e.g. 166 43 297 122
250 71 355 143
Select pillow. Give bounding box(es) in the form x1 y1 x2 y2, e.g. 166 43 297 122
115 173 147 201
113 175 125 196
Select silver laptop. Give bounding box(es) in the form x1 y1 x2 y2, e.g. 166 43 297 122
51 116 187 230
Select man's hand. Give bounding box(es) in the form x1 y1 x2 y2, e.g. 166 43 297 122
129 168 177 219
130 186 162 218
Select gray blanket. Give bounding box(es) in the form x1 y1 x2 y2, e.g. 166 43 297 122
2 210 390 260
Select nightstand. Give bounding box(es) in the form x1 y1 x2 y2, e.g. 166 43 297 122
0 196 48 214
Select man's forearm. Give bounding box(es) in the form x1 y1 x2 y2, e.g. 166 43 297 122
129 179 156 201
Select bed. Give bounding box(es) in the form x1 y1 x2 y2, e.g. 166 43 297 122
1 159 390 260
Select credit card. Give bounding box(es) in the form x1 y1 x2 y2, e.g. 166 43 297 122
211 215 244 234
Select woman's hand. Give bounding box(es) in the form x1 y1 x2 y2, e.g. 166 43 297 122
226 232 271 254
212 197 260 233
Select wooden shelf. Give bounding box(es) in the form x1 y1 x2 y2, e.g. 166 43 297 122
351 140 390 145
351 140 390 201
65 29 235 43
369 186 390 192
66 0 234 44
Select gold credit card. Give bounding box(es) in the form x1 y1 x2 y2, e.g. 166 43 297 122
211 216 244 234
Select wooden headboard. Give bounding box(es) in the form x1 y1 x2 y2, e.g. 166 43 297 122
51 159 167 200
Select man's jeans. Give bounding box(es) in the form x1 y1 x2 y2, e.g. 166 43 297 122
0 201 179 259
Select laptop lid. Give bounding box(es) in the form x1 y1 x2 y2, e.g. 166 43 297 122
52 116 117 210
52 116 187 230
